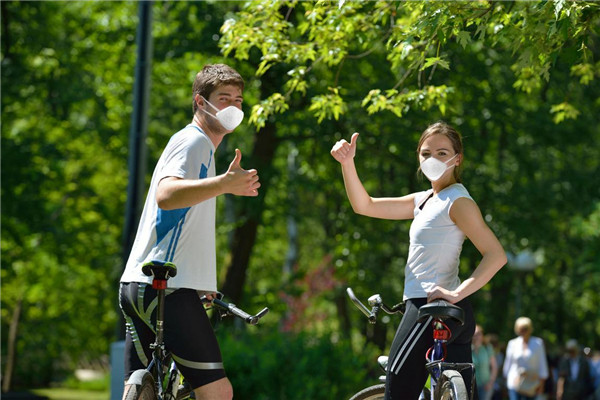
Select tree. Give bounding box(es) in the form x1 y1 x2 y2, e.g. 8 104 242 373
1 1 142 388
218 0 600 349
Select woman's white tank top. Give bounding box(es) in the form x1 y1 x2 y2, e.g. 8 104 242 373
403 183 473 300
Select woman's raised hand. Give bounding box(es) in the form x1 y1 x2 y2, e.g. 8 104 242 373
330 132 360 165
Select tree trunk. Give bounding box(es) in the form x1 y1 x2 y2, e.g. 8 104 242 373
3 296 22 393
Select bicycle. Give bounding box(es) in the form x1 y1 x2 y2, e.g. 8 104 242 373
123 260 269 400
346 287 474 400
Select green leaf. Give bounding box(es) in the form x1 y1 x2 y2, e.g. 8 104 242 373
456 31 471 49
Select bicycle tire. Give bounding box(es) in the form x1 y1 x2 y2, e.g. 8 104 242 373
348 384 432 400
434 370 468 400
349 384 385 400
123 370 157 400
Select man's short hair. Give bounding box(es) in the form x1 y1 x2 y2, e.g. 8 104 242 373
192 64 244 113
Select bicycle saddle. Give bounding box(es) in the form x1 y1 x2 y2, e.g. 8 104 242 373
417 300 464 325
142 260 177 280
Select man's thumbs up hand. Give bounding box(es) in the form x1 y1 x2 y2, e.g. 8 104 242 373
223 149 260 197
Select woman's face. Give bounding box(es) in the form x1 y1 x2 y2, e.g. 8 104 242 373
418 134 461 182
418 134 459 165
517 325 531 338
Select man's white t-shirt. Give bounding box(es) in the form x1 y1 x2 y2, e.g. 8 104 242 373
120 125 217 291
403 183 473 300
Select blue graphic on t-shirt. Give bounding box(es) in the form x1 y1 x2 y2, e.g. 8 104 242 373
156 207 189 261
154 156 212 260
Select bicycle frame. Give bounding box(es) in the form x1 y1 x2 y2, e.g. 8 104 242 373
124 260 268 400
424 320 475 400
346 287 474 400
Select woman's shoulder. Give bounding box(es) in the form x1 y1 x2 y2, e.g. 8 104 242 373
414 189 434 206
506 336 521 347
445 183 472 197
438 183 474 206
530 336 546 346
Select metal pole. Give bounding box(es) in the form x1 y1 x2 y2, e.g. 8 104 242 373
111 3 153 399
122 1 153 269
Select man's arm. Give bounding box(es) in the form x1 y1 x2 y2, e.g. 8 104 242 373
156 149 260 210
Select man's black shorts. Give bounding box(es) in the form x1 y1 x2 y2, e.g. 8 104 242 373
119 282 226 389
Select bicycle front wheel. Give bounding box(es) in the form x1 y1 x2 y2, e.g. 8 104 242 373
349 384 385 400
434 370 468 400
123 370 157 400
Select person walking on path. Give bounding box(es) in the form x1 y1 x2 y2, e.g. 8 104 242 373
473 325 498 400
503 317 549 400
556 340 593 400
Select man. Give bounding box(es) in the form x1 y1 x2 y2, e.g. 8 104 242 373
557 339 593 400
119 64 260 400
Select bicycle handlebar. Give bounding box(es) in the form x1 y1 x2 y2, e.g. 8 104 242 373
201 294 269 325
347 287 378 323
346 287 404 324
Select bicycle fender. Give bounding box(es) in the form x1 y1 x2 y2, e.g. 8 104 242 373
126 369 152 386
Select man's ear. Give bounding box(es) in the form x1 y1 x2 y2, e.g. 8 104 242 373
194 93 203 108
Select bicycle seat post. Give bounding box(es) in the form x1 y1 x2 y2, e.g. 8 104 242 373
154 279 167 352
141 261 177 355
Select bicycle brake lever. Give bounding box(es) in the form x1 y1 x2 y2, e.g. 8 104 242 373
368 305 380 324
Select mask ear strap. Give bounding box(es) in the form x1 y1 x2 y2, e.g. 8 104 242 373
200 95 218 112
449 153 460 165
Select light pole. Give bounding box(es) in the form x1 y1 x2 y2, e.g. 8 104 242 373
507 250 541 319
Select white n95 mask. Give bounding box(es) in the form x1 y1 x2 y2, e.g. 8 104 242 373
202 96 244 131
420 153 458 181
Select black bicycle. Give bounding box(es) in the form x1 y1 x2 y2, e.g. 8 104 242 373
346 287 473 400
123 260 269 400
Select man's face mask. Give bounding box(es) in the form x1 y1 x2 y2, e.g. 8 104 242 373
201 96 244 131
420 153 458 182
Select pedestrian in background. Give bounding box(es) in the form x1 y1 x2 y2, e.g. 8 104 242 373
473 325 498 400
503 317 549 400
556 340 592 400
588 349 600 400
488 334 507 400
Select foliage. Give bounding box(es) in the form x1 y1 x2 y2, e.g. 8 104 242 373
217 328 374 400
220 0 600 352
1 1 136 387
220 1 599 125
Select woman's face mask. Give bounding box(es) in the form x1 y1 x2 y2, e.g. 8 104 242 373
420 153 459 181
201 96 244 131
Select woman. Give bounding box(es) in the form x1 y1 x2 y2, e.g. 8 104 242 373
503 317 549 400
472 325 499 400
330 122 507 400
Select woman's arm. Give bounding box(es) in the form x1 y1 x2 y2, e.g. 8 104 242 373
331 133 416 220
427 197 507 303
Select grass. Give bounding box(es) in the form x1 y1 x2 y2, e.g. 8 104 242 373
32 388 109 400
31 373 111 400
